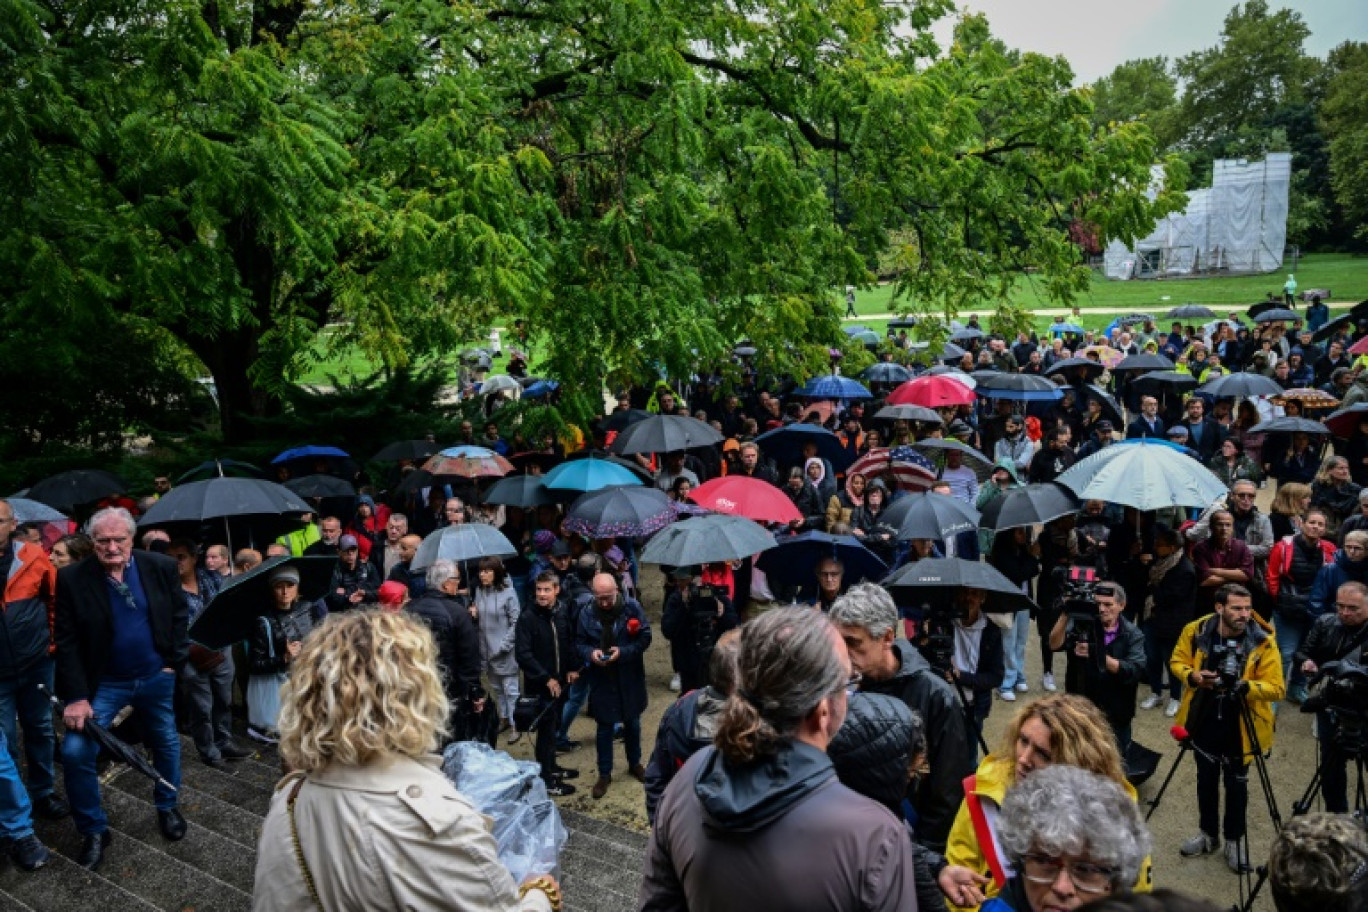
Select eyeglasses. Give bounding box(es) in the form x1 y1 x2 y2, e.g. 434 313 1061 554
1019 854 1116 894
1231 492 1256 498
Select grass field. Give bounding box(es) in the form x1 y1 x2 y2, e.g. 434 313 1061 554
303 253 1368 382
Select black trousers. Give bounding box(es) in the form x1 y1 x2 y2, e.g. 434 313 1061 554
1196 750 1250 840
1319 711 1350 813
534 693 563 782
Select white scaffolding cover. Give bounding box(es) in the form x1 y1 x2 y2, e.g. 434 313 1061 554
1103 153 1291 279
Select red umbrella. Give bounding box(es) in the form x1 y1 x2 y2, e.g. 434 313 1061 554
886 376 977 408
687 476 802 524
1351 336 1368 356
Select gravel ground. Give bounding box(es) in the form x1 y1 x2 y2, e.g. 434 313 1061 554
506 487 1317 912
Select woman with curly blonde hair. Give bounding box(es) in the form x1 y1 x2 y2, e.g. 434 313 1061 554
1270 812 1368 912
944 694 1151 911
252 610 559 912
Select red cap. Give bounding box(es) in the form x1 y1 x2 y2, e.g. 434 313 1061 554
377 581 409 610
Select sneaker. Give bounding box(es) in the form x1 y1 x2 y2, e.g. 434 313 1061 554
999 689 1016 702
552 767 580 780
1042 673 1057 693
1225 840 1251 873
1180 833 1220 857
247 725 279 744
669 673 681 693
1165 699 1181 718
1140 694 1163 710
8 834 49 872
1015 680 1029 693
546 781 577 797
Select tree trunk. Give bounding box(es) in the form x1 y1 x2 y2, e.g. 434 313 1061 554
188 326 278 444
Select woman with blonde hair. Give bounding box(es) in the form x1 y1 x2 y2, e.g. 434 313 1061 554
252 610 559 912
944 694 1152 911
1269 482 1313 540
1311 455 1362 535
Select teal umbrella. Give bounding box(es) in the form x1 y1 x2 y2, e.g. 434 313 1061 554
543 458 643 493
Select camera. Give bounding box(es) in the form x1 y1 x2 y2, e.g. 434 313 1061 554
1058 567 1104 671
1302 659 1368 755
1209 638 1248 691
912 601 964 676
687 585 721 652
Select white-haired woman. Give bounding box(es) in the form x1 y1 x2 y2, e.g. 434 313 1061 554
253 610 559 911
980 764 1151 912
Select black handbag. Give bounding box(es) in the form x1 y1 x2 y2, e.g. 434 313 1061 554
513 695 549 733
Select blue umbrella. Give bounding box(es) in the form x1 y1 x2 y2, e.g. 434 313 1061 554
797 374 873 400
842 325 871 336
1048 322 1085 335
271 445 350 465
523 380 560 398
755 425 855 472
755 532 888 588
860 363 913 384
543 458 644 493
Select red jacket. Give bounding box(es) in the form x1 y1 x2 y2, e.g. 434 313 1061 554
1265 535 1337 599
1 541 56 675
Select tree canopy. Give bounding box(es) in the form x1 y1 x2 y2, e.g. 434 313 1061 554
0 0 1179 451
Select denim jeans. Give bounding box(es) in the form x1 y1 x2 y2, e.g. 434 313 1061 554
0 657 57 799
557 675 590 745
62 669 181 835
1000 611 1031 690
1196 752 1249 841
596 716 642 777
0 728 34 840
1272 609 1310 694
1143 623 1182 700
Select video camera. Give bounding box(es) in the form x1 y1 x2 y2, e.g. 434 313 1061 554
1058 567 1105 671
912 600 965 677
686 584 722 654
1303 659 1368 755
1209 638 1249 692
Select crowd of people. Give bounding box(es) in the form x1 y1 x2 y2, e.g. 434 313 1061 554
3 300 1368 911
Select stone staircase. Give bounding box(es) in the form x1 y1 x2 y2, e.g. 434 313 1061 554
0 736 647 912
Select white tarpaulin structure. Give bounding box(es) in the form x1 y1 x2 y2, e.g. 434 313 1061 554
1104 153 1291 280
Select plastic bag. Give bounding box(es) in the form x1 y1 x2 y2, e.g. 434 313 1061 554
441 740 568 881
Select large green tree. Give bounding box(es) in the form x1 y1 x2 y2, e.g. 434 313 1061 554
1090 57 1179 149
1321 42 1368 244
0 0 1178 445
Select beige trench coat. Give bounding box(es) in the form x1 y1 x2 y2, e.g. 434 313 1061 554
252 753 551 912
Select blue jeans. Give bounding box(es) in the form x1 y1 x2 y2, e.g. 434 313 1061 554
557 675 590 745
0 729 34 840
1272 609 1310 694
0 657 57 799
1143 623 1182 700
596 716 642 777
61 669 181 835
1000 611 1031 690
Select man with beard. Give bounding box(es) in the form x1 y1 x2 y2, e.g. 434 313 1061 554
515 572 580 796
1191 511 1254 617
324 535 381 613
1027 426 1076 484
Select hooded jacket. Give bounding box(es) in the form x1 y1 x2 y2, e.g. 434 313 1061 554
0 541 56 678
975 460 1023 554
859 641 976 853
1309 548 1368 618
1170 612 1284 759
644 687 727 825
639 742 917 912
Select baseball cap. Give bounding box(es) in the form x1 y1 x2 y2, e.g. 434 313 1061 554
339 534 359 551
377 581 408 609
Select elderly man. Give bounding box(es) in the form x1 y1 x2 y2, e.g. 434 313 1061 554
830 582 975 852
1126 396 1166 440
371 512 409 578
56 507 189 871
640 607 916 911
302 516 343 557
811 556 845 612
404 561 486 742
578 573 652 800
385 533 426 597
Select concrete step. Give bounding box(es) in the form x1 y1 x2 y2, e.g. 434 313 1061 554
0 849 159 912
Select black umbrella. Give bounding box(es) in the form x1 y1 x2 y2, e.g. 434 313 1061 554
935 341 967 362
886 493 979 540
1130 370 1200 396
888 317 918 329
885 557 1036 612
284 475 357 498
372 440 443 462
139 477 313 552
873 404 943 425
950 327 984 343
188 556 336 649
1115 313 1155 326
860 363 914 384
913 438 992 467
754 425 855 472
1248 416 1331 435
609 415 724 455
1197 372 1284 399
38 685 176 793
483 475 556 508
599 409 652 434
1254 307 1299 324
755 532 887 588
564 486 674 539
1313 312 1356 343
1078 384 1124 427
394 468 473 497
1165 304 1216 320
176 459 266 483
412 524 517 571
1044 358 1106 381
978 483 1080 531
1113 353 1174 374
973 373 1062 401
26 469 127 513
639 514 776 566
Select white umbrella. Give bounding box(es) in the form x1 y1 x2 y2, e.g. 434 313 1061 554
479 374 522 397
1055 441 1227 512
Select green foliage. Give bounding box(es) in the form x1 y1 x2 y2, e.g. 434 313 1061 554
1321 42 1368 244
1090 57 1180 149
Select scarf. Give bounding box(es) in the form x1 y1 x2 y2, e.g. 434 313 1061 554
1144 550 1183 621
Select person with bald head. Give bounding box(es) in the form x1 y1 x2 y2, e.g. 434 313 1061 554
576 572 652 800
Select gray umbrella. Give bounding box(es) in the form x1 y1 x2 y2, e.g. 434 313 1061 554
1056 440 1227 511
412 524 517 571
885 493 980 540
639 514 776 566
6 498 68 525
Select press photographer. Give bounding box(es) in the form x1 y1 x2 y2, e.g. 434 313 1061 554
1170 583 1284 874
1047 580 1145 753
662 567 738 694
1294 580 1368 814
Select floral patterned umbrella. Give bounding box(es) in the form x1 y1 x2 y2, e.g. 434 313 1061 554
564 487 674 539
421 446 514 479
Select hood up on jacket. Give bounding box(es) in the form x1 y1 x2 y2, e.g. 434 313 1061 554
694 740 836 835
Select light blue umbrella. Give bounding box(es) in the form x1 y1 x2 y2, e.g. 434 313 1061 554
1048 322 1085 335
6 498 67 525
543 458 644 493
797 374 873 400
1055 440 1227 511
639 514 776 566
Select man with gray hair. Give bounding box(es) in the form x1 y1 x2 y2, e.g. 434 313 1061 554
640 607 916 911
404 559 484 740
830 582 975 852
55 507 189 871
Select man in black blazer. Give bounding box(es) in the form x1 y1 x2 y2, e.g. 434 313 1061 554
56 507 189 871
1125 395 1167 440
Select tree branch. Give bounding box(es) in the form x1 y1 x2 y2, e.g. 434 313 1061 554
679 52 851 152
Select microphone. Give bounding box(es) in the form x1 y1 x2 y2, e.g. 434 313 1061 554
1170 725 1190 743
